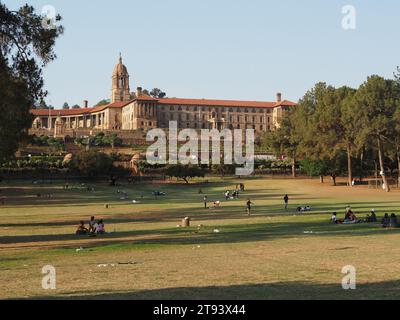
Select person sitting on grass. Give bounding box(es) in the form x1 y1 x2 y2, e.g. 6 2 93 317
297 206 312 213
390 214 398 228
76 221 89 235
88 216 96 234
96 219 106 234
331 213 338 224
344 208 354 221
370 210 378 223
213 201 221 209
382 213 390 228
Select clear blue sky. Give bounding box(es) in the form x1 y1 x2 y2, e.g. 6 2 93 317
4 0 400 108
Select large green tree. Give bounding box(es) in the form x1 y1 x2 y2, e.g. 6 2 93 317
0 3 63 161
308 85 359 187
73 150 113 177
353 76 400 192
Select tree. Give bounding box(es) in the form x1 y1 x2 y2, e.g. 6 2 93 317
308 85 359 187
262 114 299 178
353 76 400 192
390 103 400 185
150 88 167 99
62 102 70 109
211 164 236 177
35 99 54 110
140 88 167 98
72 150 113 177
0 3 63 161
102 133 122 149
71 104 80 109
394 66 400 84
95 99 110 107
164 164 205 184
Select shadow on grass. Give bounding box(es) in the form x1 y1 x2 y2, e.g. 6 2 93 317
1 219 398 250
25 279 400 300
1 179 315 209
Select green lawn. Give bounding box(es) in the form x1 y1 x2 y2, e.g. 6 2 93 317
1 177 400 300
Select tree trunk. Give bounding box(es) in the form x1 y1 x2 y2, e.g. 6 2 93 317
397 147 400 187
347 144 353 187
359 150 364 182
377 137 390 192
291 156 296 178
331 175 337 186
320 176 324 183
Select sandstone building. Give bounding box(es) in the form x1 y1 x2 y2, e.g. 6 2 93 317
31 55 296 137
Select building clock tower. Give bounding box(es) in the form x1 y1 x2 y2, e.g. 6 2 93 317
111 53 131 103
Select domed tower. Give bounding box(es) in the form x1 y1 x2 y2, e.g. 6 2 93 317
111 53 131 103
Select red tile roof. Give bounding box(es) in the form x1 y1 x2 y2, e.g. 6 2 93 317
275 100 297 107
31 101 133 117
30 97 296 117
159 98 296 108
135 94 159 101
31 108 96 116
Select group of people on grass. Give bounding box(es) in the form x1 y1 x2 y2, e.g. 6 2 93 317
331 208 399 228
76 216 106 236
202 185 254 216
224 190 240 200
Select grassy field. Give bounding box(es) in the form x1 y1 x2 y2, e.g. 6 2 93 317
1 177 400 300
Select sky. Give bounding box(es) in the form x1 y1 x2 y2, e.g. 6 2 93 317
3 0 400 108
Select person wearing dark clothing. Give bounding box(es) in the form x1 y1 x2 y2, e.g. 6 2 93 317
370 210 377 223
76 221 89 235
284 195 289 210
390 214 398 228
204 196 208 209
246 199 254 216
382 213 390 228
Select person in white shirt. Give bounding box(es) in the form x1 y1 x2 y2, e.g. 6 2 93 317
88 216 96 234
